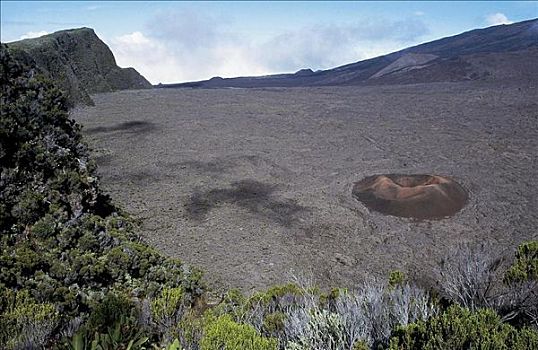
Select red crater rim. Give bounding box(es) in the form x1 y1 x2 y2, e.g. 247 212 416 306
352 174 468 220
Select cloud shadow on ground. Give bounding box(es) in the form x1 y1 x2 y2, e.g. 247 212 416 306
185 179 307 227
85 121 156 135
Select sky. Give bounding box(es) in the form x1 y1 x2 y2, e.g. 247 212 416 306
1 1 537 84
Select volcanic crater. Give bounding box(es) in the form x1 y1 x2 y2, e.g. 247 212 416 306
73 83 538 291
352 174 468 220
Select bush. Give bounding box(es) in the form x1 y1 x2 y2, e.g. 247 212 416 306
328 281 436 348
505 241 538 283
220 278 436 349
0 290 59 349
150 287 185 341
388 304 538 350
263 312 287 336
86 292 138 333
437 243 504 311
435 241 538 327
388 271 406 289
285 308 345 350
200 314 278 350
503 241 538 327
0 42 204 346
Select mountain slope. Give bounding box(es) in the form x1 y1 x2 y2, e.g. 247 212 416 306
164 18 538 89
6 28 151 105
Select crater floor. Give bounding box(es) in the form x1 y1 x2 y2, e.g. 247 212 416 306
72 82 538 292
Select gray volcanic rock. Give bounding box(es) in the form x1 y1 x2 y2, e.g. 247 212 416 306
6 28 151 106
370 53 438 78
72 83 538 291
294 68 315 76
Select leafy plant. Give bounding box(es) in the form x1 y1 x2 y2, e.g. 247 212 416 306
154 339 182 350
68 323 149 350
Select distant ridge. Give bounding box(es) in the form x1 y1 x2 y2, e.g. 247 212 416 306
163 18 538 89
5 28 152 105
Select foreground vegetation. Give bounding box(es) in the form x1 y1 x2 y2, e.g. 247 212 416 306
1 44 537 349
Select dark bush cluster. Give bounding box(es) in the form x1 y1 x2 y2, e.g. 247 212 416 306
389 304 538 349
0 44 203 348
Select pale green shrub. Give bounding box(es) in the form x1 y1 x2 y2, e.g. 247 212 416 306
200 314 278 350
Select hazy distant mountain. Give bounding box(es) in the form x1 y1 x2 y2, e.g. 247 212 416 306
165 18 538 89
5 28 151 105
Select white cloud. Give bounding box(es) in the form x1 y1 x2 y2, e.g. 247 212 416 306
19 31 48 39
107 32 184 84
114 31 151 45
105 11 429 84
485 13 513 26
255 20 427 73
414 11 425 16
106 30 267 84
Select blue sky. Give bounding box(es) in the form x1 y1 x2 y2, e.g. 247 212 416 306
2 1 537 83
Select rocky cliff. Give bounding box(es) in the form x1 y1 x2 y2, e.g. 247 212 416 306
6 28 151 106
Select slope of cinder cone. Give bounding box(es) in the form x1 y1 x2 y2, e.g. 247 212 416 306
352 174 468 220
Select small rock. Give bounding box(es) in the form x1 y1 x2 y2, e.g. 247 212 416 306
334 253 355 266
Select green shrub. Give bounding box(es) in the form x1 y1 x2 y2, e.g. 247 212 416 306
177 310 206 349
263 312 287 335
505 241 538 283
388 270 406 289
249 283 303 306
159 339 182 350
216 284 304 330
353 340 369 350
0 290 59 349
150 287 185 342
151 287 184 323
0 44 204 346
200 314 278 350
86 292 138 333
388 304 538 350
222 288 246 307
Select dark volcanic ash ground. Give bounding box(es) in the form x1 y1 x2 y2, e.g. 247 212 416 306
72 82 538 293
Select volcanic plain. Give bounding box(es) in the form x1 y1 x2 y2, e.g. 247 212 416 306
72 82 538 292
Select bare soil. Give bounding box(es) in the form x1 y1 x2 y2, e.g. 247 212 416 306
72 82 538 293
